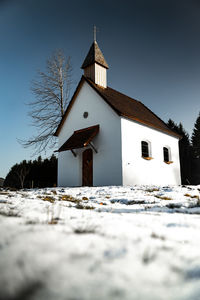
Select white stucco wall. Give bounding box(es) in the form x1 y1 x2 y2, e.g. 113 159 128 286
58 81 122 187
121 117 181 185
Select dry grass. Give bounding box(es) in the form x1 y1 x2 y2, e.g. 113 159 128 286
51 190 57 195
151 232 165 241
6 187 18 191
48 218 59 225
0 191 13 198
184 193 191 197
184 193 199 199
47 205 61 225
0 191 10 195
166 203 181 209
142 249 156 264
145 188 160 193
128 200 146 205
0 200 7 204
60 195 81 204
0 210 20 217
74 228 95 234
155 195 172 201
75 203 94 210
20 193 29 198
42 196 55 203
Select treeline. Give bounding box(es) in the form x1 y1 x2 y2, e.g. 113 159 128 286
4 155 57 189
167 112 200 185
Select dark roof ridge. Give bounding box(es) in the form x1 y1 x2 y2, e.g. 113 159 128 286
85 77 148 107
84 77 181 139
137 100 176 135
55 76 181 139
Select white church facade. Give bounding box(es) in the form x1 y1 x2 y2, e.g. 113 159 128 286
55 40 181 186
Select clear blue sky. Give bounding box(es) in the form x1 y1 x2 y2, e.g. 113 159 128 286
1 0 200 178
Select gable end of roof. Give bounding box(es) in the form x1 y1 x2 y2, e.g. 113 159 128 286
54 76 181 139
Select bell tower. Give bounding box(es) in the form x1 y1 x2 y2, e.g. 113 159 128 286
81 28 109 88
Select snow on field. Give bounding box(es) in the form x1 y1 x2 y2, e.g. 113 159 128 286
0 185 200 300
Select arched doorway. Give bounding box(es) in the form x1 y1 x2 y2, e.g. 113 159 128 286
82 148 93 186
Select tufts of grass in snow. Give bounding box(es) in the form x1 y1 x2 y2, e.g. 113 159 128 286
0 185 200 300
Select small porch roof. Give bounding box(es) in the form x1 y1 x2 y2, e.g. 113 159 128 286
57 125 99 152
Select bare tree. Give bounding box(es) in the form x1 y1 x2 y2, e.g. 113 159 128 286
20 49 72 154
15 163 29 189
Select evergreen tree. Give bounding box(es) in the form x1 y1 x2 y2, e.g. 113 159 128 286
191 112 200 158
167 119 192 184
4 155 57 189
167 119 177 132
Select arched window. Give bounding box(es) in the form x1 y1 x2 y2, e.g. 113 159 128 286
141 141 149 158
163 147 170 163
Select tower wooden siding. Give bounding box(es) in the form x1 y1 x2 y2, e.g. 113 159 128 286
84 63 107 88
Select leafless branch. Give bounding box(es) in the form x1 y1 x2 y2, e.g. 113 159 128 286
19 49 72 155
15 164 30 189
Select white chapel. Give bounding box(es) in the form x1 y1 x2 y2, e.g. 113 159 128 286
54 38 181 186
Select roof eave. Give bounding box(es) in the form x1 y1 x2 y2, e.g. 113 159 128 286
120 114 182 139
57 124 99 152
54 75 181 140
81 61 109 70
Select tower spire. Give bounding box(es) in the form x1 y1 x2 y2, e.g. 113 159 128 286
81 29 109 88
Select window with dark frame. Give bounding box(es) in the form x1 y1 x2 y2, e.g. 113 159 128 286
141 141 149 158
163 147 169 162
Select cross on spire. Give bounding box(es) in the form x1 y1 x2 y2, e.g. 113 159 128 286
93 25 96 42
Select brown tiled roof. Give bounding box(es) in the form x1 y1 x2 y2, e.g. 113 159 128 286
57 125 99 152
54 76 181 139
81 41 109 69
84 77 181 138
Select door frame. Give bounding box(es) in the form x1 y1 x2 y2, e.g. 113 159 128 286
82 148 93 186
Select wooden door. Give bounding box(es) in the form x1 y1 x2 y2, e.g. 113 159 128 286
82 149 93 186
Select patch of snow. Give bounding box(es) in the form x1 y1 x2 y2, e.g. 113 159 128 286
0 185 200 299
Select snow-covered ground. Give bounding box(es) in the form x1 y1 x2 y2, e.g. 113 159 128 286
0 185 200 300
